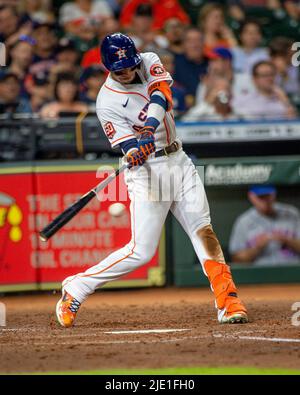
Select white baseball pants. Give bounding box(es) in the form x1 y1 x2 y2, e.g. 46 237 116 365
63 148 215 303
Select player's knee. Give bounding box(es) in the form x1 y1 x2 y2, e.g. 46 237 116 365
133 245 156 264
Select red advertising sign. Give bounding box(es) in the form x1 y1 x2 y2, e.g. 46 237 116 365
0 163 165 291
0 171 36 286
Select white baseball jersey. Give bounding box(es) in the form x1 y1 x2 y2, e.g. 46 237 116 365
96 52 177 150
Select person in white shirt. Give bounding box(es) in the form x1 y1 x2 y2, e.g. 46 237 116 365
233 60 297 119
194 46 255 108
232 20 269 75
59 0 113 36
182 77 240 121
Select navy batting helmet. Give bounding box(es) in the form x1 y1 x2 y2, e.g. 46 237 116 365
100 33 142 72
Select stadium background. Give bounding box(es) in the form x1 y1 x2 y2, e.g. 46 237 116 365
0 0 300 375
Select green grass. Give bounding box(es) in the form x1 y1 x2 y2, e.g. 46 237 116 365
25 366 300 375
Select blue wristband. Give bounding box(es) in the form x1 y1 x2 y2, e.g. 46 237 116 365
144 117 160 129
119 138 138 154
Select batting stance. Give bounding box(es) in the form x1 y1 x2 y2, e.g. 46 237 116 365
56 33 248 327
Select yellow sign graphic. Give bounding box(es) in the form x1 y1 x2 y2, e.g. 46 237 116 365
0 193 23 242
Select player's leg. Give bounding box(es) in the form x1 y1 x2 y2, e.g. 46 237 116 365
63 199 169 299
170 151 248 324
56 170 171 327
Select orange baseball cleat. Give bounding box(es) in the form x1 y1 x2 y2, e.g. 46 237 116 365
56 291 81 328
218 295 248 324
204 260 248 324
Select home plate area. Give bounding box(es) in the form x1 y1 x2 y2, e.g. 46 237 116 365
0 285 300 374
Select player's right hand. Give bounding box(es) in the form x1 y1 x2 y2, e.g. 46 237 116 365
138 126 156 156
126 148 147 169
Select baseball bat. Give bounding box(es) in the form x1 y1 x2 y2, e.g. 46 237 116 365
39 164 128 242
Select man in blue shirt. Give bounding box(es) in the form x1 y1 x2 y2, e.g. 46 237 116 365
174 27 208 107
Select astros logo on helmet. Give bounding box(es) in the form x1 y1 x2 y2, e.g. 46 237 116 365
115 48 127 60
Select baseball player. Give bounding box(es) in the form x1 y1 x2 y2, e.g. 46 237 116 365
56 33 248 327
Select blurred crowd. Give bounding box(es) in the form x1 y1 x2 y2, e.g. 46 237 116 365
0 0 300 120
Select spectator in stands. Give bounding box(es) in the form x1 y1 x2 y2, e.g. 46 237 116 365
81 16 120 68
0 72 32 114
268 0 300 41
97 14 120 39
194 45 264 108
59 0 113 55
25 70 52 112
182 77 239 121
32 23 57 63
29 22 57 76
0 1 18 6
45 35 82 94
124 4 168 52
157 49 187 118
120 0 190 31
0 5 18 42
0 5 32 49
226 0 246 36
229 185 300 266
59 0 113 34
174 27 208 107
232 20 269 74
40 73 88 118
233 60 297 119
282 0 300 20
8 36 34 83
80 65 106 106
269 36 300 99
177 0 201 25
18 0 55 24
195 47 234 105
245 1 271 5
55 37 80 70
198 3 237 58
59 0 113 54
163 18 186 55
267 0 282 8
106 0 126 19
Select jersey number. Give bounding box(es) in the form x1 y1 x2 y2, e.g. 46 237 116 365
104 122 116 139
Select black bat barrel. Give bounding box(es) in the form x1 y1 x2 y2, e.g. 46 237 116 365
39 190 95 242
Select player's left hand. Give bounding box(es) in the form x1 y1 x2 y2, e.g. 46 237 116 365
138 126 156 156
126 148 147 169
